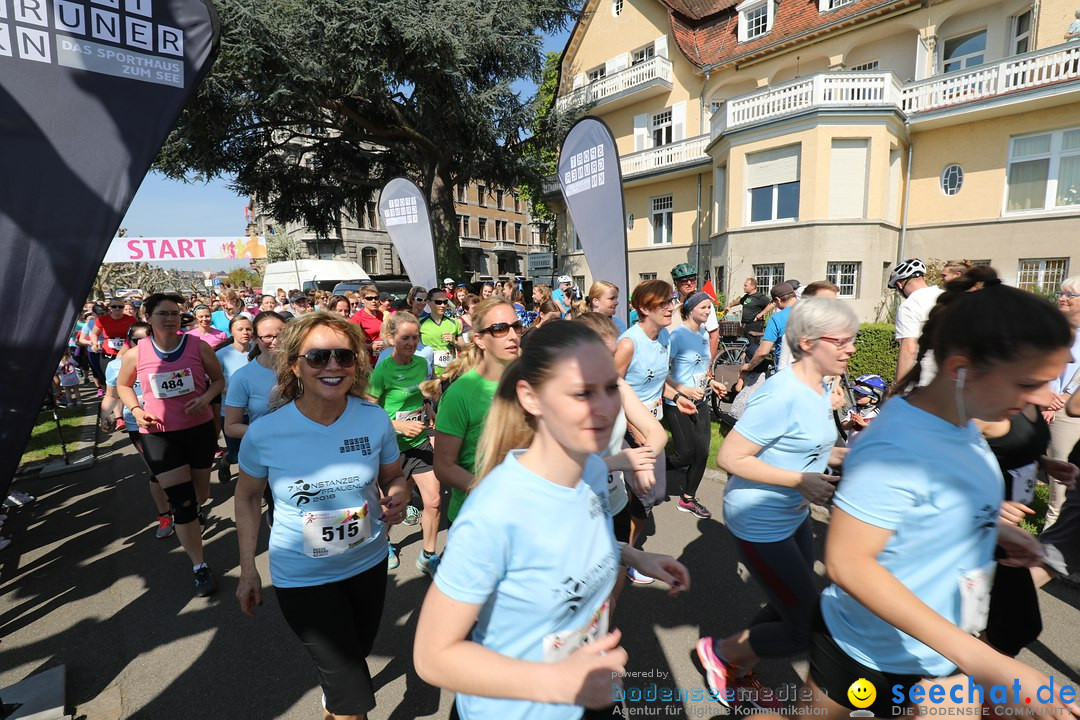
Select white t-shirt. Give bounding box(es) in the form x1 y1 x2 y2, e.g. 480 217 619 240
895 286 943 385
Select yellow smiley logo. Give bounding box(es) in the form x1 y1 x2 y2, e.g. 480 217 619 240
848 678 876 709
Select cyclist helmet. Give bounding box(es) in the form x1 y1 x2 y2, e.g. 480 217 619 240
887 258 926 289
671 263 697 281
853 374 888 402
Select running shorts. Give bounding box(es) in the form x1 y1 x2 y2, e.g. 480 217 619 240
139 420 217 476
401 440 435 478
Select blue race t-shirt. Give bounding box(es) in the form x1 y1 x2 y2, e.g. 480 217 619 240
105 357 141 427
238 396 400 588
216 344 250 414
435 451 619 720
666 324 710 406
723 367 836 542
821 398 1002 677
224 358 276 423
210 309 231 334
763 306 791 364
619 324 671 411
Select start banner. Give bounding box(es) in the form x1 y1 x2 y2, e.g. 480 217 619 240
103 235 267 262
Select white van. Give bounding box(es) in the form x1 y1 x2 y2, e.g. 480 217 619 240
261 260 370 294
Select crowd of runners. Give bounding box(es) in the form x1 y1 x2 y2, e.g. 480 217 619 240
45 261 1080 720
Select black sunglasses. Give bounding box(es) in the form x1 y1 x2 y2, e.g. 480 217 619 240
108 304 124 309
478 321 523 338
363 295 378 301
431 298 449 305
295 348 357 368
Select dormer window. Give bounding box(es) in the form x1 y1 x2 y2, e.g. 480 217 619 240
818 0 854 11
737 0 775 42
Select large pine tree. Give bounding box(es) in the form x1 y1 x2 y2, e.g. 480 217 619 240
156 0 580 277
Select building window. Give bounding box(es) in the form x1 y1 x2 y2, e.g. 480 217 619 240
849 60 880 71
714 267 725 297
826 262 860 298
1016 258 1068 293
640 272 658 281
362 201 378 230
753 263 785 291
746 145 800 224
819 0 854 10
586 66 607 83
496 220 508 242
1011 9 1033 56
651 109 673 147
941 164 964 196
1006 128 1080 212
942 30 986 73
737 0 774 42
496 189 504 209
514 194 521 213
514 223 522 243
458 214 469 237
477 185 487 206
572 275 585 295
361 247 378 275
613 0 622 16
457 184 467 203
651 195 673 245
631 44 655 66
478 217 487 240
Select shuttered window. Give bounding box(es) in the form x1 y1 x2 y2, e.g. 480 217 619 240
828 139 869 219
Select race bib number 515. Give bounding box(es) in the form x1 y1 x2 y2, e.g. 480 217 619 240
302 505 372 559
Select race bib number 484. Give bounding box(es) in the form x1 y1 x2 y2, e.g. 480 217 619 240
149 368 194 399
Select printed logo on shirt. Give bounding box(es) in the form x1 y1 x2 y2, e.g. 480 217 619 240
339 436 372 455
976 504 998 531
288 475 365 506
553 553 619 620
589 491 605 520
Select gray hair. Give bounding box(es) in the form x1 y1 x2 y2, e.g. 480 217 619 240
785 297 859 360
1062 275 1080 294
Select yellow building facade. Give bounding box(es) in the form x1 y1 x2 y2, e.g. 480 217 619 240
552 0 1080 319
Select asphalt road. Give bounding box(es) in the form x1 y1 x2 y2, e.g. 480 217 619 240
1 428 1078 719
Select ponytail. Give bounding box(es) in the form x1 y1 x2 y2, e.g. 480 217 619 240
891 265 1072 396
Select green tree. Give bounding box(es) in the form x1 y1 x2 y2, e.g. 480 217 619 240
156 0 581 278
518 50 566 246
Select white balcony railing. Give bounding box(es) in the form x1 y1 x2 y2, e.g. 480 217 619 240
620 134 711 178
711 43 1080 138
556 56 673 112
459 237 481 248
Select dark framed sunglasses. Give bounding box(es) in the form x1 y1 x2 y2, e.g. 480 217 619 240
108 304 124 309
363 295 378 301
478 321 523 338
431 298 449 305
295 348 357 368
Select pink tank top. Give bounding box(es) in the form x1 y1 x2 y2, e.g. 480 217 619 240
136 335 213 433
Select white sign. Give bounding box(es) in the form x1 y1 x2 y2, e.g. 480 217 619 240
527 252 555 272
103 235 267 263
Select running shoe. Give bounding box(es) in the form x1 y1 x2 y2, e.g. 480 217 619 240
193 565 217 597
5 491 35 507
626 567 654 584
217 461 232 484
197 508 208 527
214 448 225 460
695 637 732 707
677 497 712 520
115 418 126 432
95 388 105 398
156 513 175 539
387 543 399 570
416 551 440 577
402 504 421 526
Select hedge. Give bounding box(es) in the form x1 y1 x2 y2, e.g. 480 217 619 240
849 323 899 383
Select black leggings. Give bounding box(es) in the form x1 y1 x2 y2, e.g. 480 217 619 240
664 401 711 499
87 351 105 385
275 561 389 716
733 517 819 658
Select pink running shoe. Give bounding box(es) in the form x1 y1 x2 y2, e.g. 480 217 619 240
695 637 732 707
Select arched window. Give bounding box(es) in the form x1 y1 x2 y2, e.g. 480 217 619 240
361 247 378 274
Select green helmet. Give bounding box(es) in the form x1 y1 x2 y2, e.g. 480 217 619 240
671 263 697 280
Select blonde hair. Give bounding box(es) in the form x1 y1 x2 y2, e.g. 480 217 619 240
382 311 420 341
475 321 608 481
588 280 618 311
533 284 553 304
575 312 618 341
269 312 372 410
419 298 513 399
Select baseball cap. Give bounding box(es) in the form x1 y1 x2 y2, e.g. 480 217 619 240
785 279 801 290
443 277 454 285
557 275 572 284
378 292 393 301
288 291 310 304
770 282 796 300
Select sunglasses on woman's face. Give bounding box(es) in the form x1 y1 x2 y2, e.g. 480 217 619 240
478 321 523 338
296 348 357 368
431 299 448 305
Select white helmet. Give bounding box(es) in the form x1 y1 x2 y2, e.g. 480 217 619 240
557 275 572 284
888 258 926 289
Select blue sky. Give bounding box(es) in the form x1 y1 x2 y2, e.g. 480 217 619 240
119 28 571 253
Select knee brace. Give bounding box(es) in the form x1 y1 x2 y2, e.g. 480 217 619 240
164 482 199 524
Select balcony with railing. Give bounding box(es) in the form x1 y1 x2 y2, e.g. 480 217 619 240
710 42 1080 139
459 236 482 248
556 56 674 113
621 134 711 179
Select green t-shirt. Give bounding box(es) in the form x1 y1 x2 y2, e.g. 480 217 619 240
420 315 461 376
434 368 497 520
368 354 430 451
